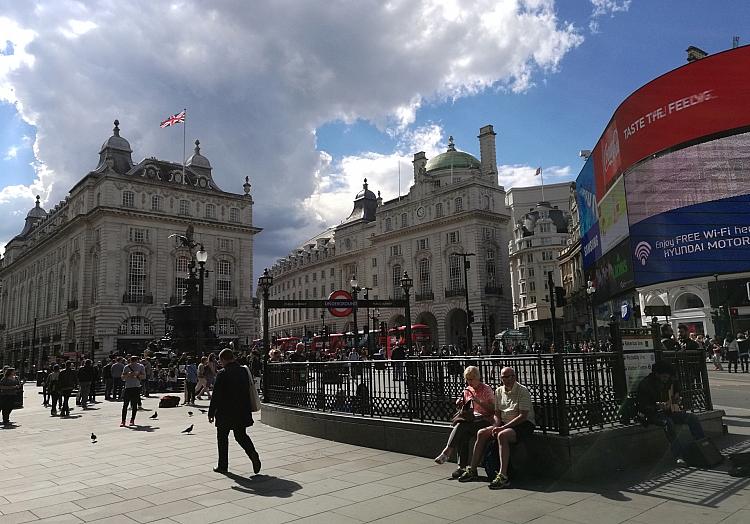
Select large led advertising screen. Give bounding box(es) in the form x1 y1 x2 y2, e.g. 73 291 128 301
576 45 750 290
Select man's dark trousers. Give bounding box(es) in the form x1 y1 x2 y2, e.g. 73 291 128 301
216 426 257 470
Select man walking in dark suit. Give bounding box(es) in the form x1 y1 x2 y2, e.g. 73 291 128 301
208 348 261 474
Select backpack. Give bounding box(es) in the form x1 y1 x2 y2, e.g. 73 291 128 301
158 395 180 408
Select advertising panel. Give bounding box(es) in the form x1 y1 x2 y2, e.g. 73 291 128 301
597 176 629 256
590 238 635 303
581 222 602 269
591 45 750 201
630 193 750 286
575 156 598 236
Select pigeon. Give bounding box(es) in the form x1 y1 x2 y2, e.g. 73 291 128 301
149 412 158 419
188 411 194 417
181 424 194 434
199 409 208 414
90 432 97 443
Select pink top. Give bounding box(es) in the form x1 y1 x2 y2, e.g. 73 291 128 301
462 383 496 420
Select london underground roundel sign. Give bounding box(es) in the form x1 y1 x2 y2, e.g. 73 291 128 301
327 290 354 317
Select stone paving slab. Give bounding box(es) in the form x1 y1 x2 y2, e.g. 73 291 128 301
2 385 750 524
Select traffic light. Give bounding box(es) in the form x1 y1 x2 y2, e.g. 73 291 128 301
555 286 567 307
468 310 475 324
731 307 739 317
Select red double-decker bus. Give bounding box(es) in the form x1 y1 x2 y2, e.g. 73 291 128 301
379 324 432 348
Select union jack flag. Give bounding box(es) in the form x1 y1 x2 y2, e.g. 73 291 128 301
160 110 186 128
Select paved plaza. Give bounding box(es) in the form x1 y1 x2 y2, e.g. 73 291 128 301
1 373 750 524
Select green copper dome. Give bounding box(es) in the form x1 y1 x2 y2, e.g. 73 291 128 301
425 136 480 173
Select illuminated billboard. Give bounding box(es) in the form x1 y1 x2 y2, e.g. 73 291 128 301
576 45 750 290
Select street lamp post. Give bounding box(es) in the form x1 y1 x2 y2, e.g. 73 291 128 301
257 268 274 402
195 245 208 356
371 308 380 354
586 280 597 347
400 271 414 355
350 276 359 350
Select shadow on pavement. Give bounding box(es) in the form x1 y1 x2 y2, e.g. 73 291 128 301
127 424 158 432
225 473 302 498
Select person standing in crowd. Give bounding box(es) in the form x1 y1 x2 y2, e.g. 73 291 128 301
738 332 749 373
90 362 100 404
111 357 125 401
205 353 218 396
47 365 61 415
249 350 263 394
141 357 152 398
0 367 21 426
195 356 209 400
184 358 198 406
208 348 261 474
434 366 496 479
120 356 146 427
725 334 740 373
40 367 50 407
57 361 78 417
77 360 95 410
103 359 113 401
712 340 724 371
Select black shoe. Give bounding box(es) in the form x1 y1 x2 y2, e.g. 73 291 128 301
250 451 261 474
213 467 228 474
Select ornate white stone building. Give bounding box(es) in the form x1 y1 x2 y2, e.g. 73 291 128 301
506 183 573 343
267 125 513 349
0 120 260 368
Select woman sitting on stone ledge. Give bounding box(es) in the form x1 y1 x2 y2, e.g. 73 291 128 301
434 365 496 479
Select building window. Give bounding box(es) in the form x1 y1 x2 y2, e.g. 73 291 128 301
447 231 460 244
528 267 535 277
129 227 148 243
455 197 463 212
482 227 494 239
217 318 237 335
390 245 401 257
330 268 335 277
525 240 533 248
418 258 431 295
175 255 190 300
448 255 462 290
417 238 429 250
229 208 240 223
385 218 392 231
486 250 496 286
371 257 377 268
529 281 536 291
312 272 317 281
151 195 161 211
435 203 444 217
128 252 147 298
542 251 553 261
179 200 190 216
206 203 216 219
321 270 326 279
372 274 378 287
392 264 403 299
530 296 537 305
216 260 232 302
218 238 233 251
527 253 534 263
401 213 408 228
540 222 551 233
122 191 134 208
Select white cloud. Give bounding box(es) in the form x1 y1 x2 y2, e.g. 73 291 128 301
497 163 574 190
0 1 584 272
589 0 631 33
4 145 18 159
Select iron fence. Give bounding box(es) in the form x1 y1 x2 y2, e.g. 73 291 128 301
265 349 712 436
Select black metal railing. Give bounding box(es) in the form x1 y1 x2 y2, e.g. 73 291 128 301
265 349 713 436
213 297 238 307
445 288 466 298
415 292 434 302
122 293 153 304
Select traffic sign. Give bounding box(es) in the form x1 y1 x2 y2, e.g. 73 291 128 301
327 290 354 317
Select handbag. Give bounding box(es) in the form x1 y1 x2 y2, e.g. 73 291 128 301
451 399 475 425
246 366 261 412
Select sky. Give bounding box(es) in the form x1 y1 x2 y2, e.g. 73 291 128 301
0 0 748 278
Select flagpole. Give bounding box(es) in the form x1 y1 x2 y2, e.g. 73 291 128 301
540 166 546 202
182 108 187 185
398 162 401 201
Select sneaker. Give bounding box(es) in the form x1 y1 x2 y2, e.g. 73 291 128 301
489 472 510 490
451 467 465 479
129 420 136 426
457 467 478 482
120 422 126 427
434 453 449 465
250 450 262 474
676 458 687 466
213 466 228 473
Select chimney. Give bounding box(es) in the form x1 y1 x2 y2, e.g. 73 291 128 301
413 151 427 182
686 46 708 62
478 125 497 179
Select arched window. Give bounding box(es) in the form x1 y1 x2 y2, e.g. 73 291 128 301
216 259 232 305
675 292 704 310
392 264 403 299
174 255 190 301
418 258 431 296
128 252 147 298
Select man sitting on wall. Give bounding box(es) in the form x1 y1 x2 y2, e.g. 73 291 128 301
637 360 705 465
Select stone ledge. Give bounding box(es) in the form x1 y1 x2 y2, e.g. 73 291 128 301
260 403 725 481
